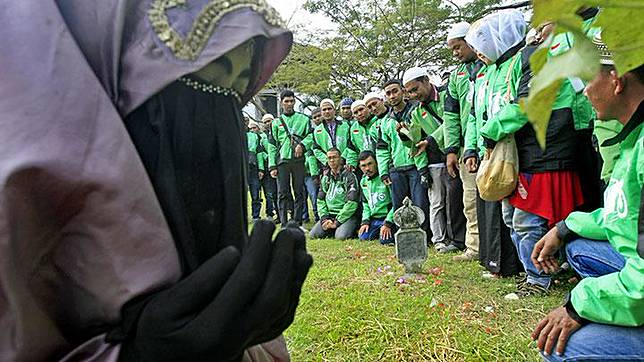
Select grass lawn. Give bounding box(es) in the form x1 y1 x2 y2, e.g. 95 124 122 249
284 235 576 361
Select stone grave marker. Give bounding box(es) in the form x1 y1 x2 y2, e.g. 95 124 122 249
393 197 427 274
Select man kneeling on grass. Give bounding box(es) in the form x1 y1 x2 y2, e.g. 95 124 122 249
310 148 360 239
357 151 396 245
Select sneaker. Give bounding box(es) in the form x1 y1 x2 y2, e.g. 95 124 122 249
439 244 461 254
433 242 447 253
481 271 501 279
299 226 309 233
504 281 549 300
452 250 479 262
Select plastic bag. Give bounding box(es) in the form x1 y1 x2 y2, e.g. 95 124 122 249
476 135 518 201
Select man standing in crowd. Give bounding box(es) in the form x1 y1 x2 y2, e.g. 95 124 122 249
260 113 279 221
367 90 431 238
310 148 360 240
343 99 377 180
403 67 465 253
443 22 484 262
303 107 322 223
531 33 644 361
340 97 355 125
312 99 353 172
247 119 266 222
268 90 312 226
357 150 396 245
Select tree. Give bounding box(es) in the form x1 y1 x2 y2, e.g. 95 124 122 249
267 0 505 98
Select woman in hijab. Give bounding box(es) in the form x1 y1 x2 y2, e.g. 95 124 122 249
467 10 588 298
0 1 311 361
464 10 525 280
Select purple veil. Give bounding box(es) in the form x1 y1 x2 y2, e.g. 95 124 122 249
0 1 291 360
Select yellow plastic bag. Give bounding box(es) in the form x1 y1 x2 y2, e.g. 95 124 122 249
476 135 519 201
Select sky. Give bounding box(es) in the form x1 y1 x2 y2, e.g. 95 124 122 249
265 0 482 41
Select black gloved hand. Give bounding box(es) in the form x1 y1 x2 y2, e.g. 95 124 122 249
419 167 432 189
119 220 312 362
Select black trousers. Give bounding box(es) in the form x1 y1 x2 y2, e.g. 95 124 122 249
477 194 521 276
444 171 466 250
277 160 305 225
261 175 278 217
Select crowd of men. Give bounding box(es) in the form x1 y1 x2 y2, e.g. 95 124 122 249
244 7 643 360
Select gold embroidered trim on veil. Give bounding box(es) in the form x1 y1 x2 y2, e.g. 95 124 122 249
148 0 285 61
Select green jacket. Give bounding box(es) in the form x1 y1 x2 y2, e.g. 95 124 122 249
464 65 488 158
479 47 578 147
376 105 429 177
268 112 312 169
317 169 359 224
443 61 484 154
594 119 624 181
360 174 394 226
560 108 644 327
547 17 599 131
305 149 320 176
312 119 352 166
408 99 445 165
343 116 377 167
246 131 265 172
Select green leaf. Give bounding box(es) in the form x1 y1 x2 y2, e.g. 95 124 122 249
594 4 644 75
523 23 599 148
520 80 561 148
531 0 584 28
529 44 549 75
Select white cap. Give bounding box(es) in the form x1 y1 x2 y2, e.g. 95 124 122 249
351 99 366 112
261 113 274 122
363 92 383 103
447 22 471 42
320 98 335 108
402 66 429 86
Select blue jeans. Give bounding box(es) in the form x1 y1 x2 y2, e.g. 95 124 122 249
248 167 262 219
565 237 625 277
390 168 429 232
501 200 551 288
541 323 644 361
302 175 319 222
359 219 395 245
541 238 642 361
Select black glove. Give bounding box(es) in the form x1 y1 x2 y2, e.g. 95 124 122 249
119 221 313 362
419 167 432 189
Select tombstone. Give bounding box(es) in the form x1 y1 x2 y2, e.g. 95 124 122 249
393 197 428 274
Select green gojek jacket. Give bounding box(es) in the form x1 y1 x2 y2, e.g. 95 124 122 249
559 106 644 326
305 149 320 176
360 174 394 227
317 169 359 224
594 119 624 181
343 116 378 167
267 112 312 169
463 65 488 159
408 99 445 165
376 105 429 178
478 45 580 150
547 15 599 131
443 61 484 155
311 119 353 166
246 131 265 172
